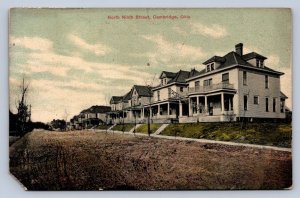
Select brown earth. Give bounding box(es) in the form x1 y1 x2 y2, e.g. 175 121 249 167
9 130 292 190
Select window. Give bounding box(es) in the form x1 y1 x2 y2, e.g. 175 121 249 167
164 78 167 84
260 60 264 67
280 100 284 113
244 95 248 110
195 81 200 90
222 73 229 84
273 98 276 112
265 75 269 89
168 88 172 98
206 64 210 72
243 71 247 85
180 87 184 92
256 59 260 67
204 78 212 86
254 96 259 104
266 97 269 112
211 63 215 71
157 91 160 101
161 79 163 85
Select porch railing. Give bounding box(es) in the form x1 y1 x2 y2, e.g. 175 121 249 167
188 83 235 94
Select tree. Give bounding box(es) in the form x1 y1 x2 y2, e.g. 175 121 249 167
15 77 33 136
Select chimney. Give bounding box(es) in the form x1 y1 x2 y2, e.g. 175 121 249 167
235 43 243 56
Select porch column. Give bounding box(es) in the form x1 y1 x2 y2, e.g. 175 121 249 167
196 96 199 114
141 108 144 119
221 93 225 114
150 107 152 118
179 101 183 117
167 103 170 116
188 98 192 116
205 96 208 115
157 105 160 118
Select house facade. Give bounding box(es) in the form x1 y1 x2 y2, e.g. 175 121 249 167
70 105 111 129
108 85 152 124
107 43 287 123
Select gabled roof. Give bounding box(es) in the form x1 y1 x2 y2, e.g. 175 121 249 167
81 105 111 114
133 85 152 97
168 70 191 83
203 56 226 64
122 91 132 101
110 96 123 104
160 71 177 79
243 52 267 61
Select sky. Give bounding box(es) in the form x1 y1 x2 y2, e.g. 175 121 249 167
9 8 292 123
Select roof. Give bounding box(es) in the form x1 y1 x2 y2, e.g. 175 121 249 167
188 47 283 80
203 56 226 64
280 91 288 99
110 96 123 103
122 91 132 101
133 85 152 97
243 52 267 61
81 105 111 114
168 70 191 83
160 71 177 79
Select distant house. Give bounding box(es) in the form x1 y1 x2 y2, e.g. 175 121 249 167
70 105 111 129
108 43 288 123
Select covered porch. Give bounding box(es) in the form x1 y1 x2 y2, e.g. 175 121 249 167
188 92 235 122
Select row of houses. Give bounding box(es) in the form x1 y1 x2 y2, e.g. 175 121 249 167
107 43 288 124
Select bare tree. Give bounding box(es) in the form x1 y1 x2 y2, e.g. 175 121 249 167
16 77 32 136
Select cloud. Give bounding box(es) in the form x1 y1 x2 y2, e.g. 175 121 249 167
68 34 111 56
10 36 155 122
10 36 53 52
190 23 228 38
141 34 206 64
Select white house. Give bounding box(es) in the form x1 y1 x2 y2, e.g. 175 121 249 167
185 43 286 122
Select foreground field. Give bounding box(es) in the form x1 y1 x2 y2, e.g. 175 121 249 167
10 131 292 190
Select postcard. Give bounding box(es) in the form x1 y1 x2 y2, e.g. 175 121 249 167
9 8 292 190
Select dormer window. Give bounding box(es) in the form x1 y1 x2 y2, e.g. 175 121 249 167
206 63 215 72
211 63 215 71
260 60 264 67
206 65 210 72
256 59 264 68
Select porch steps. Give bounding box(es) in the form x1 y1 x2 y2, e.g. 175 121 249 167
154 124 169 135
129 124 142 133
108 124 116 131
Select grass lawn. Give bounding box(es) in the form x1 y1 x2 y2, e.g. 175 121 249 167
111 124 135 132
136 124 163 134
95 125 112 130
161 122 292 148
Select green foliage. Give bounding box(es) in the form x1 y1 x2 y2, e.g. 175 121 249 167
136 124 163 134
95 125 112 130
161 122 292 148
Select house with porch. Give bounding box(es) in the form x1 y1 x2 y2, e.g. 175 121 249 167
108 85 152 124
185 43 287 122
144 70 195 123
70 105 111 129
